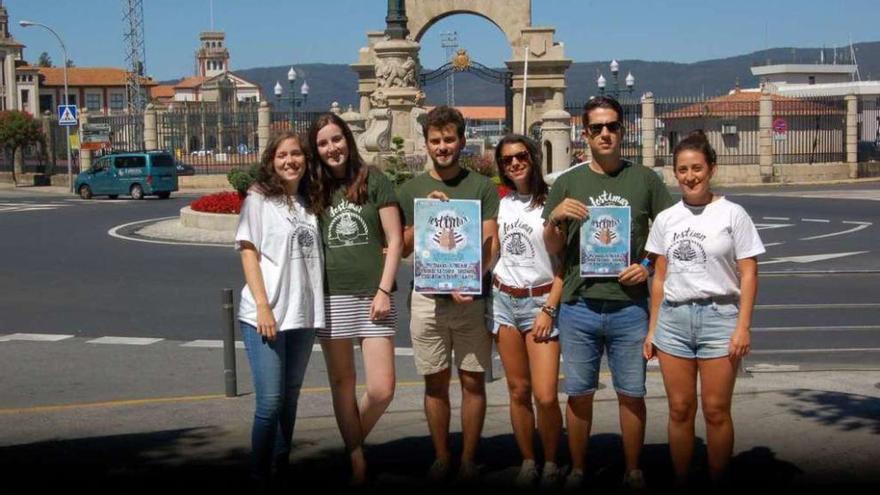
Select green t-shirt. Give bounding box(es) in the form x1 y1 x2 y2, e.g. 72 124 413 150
397 168 500 226
543 160 674 302
321 167 398 295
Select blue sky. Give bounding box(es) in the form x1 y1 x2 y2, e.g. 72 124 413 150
10 0 879 81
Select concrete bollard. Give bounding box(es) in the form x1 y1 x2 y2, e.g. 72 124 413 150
222 288 238 397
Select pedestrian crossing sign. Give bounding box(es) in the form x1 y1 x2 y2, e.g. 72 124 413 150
58 105 78 126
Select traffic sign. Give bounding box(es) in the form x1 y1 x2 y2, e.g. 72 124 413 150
772 117 788 134
58 104 78 126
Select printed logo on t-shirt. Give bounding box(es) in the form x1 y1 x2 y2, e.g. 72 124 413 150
327 199 369 248
666 228 707 273
588 190 630 207
501 218 536 266
289 219 320 260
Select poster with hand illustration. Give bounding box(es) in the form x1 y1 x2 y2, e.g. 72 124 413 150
414 199 483 294
580 206 631 277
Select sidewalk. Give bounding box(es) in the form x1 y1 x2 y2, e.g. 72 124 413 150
0 335 878 494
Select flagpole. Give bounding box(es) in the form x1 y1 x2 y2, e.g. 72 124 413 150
520 45 529 134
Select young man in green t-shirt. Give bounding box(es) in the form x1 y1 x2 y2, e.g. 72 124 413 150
398 106 499 483
542 96 674 491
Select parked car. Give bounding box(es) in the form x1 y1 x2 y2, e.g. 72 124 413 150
74 150 179 200
175 161 196 176
191 149 213 157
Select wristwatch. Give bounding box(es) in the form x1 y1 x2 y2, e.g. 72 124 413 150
540 304 558 318
550 216 565 229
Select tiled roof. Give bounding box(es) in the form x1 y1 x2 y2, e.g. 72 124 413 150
35 67 156 87
426 105 506 120
150 85 176 99
174 76 207 89
660 91 844 119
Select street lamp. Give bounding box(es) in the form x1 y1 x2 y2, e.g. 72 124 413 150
597 59 635 99
274 67 309 130
20 19 74 192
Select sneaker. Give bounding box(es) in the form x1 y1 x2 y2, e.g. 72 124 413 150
540 462 561 491
427 458 451 483
563 468 584 493
515 459 539 489
456 460 480 484
622 469 647 493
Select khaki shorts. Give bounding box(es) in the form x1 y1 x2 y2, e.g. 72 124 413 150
409 290 492 375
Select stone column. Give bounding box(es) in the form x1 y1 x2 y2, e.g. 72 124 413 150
845 93 858 178
143 103 158 150
759 85 774 180
540 109 572 174
80 108 92 172
371 37 421 153
641 93 656 167
258 100 271 158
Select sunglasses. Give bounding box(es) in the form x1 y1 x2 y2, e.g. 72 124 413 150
586 121 623 136
499 150 531 167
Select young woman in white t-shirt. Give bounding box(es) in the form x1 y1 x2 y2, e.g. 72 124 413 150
491 134 564 489
644 130 765 487
235 131 325 489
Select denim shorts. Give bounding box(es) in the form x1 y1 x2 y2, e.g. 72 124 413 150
490 287 559 338
653 299 739 359
557 299 649 397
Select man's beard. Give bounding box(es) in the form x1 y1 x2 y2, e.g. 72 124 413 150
430 149 460 169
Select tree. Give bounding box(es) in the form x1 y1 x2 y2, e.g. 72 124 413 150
65 59 75 68
0 111 45 185
37 52 52 67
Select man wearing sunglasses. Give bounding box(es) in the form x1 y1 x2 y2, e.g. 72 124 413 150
542 96 674 491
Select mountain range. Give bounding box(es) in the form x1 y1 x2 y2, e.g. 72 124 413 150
165 42 880 111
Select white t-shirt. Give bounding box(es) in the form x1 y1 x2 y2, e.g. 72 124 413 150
235 191 325 331
493 193 555 288
645 197 765 303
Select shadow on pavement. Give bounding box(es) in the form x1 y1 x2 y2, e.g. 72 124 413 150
782 388 880 434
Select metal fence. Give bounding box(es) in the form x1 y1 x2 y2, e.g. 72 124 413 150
566 98 643 164
90 113 144 153
654 95 760 166
858 98 880 162
772 95 845 164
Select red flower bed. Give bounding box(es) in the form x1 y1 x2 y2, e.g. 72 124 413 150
190 192 243 214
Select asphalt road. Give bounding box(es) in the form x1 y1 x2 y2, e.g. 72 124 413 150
1 183 878 371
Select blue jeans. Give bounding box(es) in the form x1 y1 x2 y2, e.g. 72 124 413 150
654 299 739 359
490 287 559 337
557 299 649 397
241 321 316 482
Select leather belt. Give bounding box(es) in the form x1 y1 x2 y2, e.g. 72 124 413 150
665 295 739 307
493 277 553 298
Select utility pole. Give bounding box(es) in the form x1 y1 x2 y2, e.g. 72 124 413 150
122 0 147 146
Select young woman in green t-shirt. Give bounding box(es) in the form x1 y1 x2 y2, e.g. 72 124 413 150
307 113 403 486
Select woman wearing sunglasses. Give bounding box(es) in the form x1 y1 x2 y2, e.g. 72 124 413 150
490 134 564 490
644 130 764 487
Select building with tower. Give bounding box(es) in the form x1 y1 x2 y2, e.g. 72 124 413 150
0 0 29 112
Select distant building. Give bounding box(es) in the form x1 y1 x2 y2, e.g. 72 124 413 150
150 31 262 106
33 67 155 116
0 0 29 112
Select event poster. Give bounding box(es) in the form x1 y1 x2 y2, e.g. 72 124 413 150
580 206 631 277
413 199 483 294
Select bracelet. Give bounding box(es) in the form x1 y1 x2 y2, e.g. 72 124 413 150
377 286 392 296
640 258 652 267
540 304 558 318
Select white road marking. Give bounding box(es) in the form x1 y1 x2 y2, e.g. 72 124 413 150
754 223 795 231
759 251 868 265
87 336 164 346
0 333 74 342
108 217 232 248
801 218 830 223
747 364 801 372
751 348 880 354
800 221 872 241
763 216 790 221
763 242 785 247
181 339 245 349
756 303 880 310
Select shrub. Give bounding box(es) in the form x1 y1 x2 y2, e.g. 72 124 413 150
460 153 497 178
227 164 260 194
191 191 243 214
382 136 415 187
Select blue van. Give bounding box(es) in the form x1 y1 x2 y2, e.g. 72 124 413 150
74 151 179 200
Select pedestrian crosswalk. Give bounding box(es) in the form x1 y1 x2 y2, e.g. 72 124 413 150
0 199 130 214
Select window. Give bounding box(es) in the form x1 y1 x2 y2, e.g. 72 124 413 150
21 89 29 107
86 93 101 111
116 156 146 168
39 94 53 113
110 93 124 110
808 76 816 85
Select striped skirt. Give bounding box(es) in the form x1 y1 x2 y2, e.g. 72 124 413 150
317 294 398 340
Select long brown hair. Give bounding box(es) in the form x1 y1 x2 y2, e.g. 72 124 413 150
307 113 370 214
253 131 312 209
495 134 548 208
